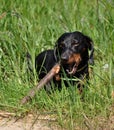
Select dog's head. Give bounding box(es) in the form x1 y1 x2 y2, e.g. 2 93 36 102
54 31 94 75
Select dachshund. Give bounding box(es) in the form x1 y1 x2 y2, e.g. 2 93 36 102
35 31 94 91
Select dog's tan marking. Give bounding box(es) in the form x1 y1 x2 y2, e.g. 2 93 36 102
67 54 81 64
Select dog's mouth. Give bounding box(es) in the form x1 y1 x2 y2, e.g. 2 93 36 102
66 62 78 75
61 53 81 75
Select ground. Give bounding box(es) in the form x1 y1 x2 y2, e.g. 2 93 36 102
0 111 63 130
0 111 114 130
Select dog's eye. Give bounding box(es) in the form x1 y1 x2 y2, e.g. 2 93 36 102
72 39 79 47
72 42 79 47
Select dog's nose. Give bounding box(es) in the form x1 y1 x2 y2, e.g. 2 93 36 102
61 54 69 61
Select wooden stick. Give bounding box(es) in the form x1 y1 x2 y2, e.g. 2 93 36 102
20 63 60 105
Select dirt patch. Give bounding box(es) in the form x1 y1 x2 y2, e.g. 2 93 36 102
0 111 114 130
0 112 63 130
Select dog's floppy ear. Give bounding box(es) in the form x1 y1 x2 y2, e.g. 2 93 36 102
85 35 94 65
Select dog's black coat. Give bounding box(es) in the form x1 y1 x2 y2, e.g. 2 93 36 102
35 31 94 90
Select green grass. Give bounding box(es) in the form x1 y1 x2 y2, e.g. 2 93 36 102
0 0 114 129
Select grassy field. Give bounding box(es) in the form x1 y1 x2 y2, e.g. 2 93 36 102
0 0 114 129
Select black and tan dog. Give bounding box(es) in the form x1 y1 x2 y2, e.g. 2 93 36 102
35 31 94 91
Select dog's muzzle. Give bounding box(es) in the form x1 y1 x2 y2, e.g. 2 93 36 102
61 54 81 75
